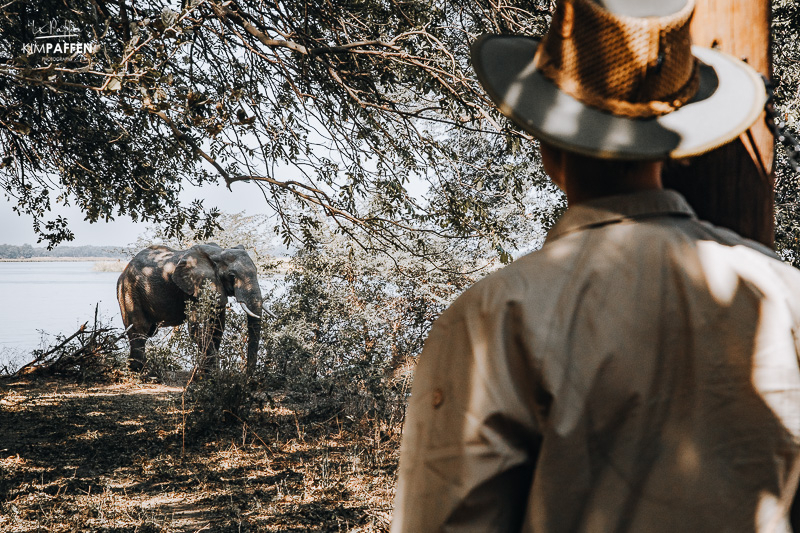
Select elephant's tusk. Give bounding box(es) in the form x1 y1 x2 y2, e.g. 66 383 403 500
239 302 261 318
261 302 277 319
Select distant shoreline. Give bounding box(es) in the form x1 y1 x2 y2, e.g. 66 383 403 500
0 257 127 262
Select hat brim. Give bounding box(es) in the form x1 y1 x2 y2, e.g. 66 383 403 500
471 34 766 160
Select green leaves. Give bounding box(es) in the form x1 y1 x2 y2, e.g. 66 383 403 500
0 0 557 269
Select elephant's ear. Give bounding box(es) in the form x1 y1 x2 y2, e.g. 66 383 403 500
173 249 224 301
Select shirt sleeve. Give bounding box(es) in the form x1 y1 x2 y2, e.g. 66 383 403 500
391 294 544 533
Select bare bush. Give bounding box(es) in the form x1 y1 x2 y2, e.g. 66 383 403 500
258 233 486 434
8 306 128 382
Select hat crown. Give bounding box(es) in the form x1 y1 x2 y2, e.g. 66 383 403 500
534 0 699 118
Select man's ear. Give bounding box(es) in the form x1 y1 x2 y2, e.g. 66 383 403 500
539 141 566 191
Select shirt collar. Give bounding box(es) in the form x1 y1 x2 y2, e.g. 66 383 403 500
546 189 696 243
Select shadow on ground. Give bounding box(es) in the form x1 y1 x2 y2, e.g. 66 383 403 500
0 377 397 532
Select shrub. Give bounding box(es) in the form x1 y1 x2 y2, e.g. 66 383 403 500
154 282 262 435
259 235 481 429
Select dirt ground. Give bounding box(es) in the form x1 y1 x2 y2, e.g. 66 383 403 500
0 377 398 532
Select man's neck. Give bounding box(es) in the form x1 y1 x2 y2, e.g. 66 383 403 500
564 175 663 204
562 161 664 205
539 142 665 205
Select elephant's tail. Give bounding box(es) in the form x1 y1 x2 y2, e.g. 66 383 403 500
116 273 131 327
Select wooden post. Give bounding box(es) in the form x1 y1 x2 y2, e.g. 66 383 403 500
662 0 774 246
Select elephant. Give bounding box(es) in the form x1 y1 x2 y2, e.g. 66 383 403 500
117 243 263 374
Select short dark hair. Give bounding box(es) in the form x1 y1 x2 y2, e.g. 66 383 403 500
563 151 660 184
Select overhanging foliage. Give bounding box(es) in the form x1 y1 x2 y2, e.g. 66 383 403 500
0 0 560 268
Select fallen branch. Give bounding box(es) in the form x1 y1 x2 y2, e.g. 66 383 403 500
13 322 89 375
11 305 132 381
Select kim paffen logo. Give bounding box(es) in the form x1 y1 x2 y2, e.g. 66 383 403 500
23 19 98 57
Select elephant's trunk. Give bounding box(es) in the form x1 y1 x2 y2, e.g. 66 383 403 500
245 315 261 375
234 283 263 375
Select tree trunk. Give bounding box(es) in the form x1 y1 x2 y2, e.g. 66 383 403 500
662 0 774 247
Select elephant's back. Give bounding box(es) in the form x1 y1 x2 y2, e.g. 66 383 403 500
117 246 189 326
118 246 181 291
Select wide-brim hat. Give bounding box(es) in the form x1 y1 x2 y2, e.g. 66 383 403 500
471 0 766 160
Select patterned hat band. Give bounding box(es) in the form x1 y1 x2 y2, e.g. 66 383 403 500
533 0 700 118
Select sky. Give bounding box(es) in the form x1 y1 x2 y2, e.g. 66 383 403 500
0 178 276 248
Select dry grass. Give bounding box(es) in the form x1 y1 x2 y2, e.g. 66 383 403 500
92 260 128 272
0 377 398 532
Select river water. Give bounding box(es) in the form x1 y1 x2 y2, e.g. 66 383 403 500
0 261 123 367
0 261 282 369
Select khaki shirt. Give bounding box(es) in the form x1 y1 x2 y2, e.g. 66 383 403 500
392 190 800 533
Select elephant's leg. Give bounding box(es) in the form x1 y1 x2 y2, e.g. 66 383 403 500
126 329 148 372
187 321 204 369
203 309 226 373
189 319 215 373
